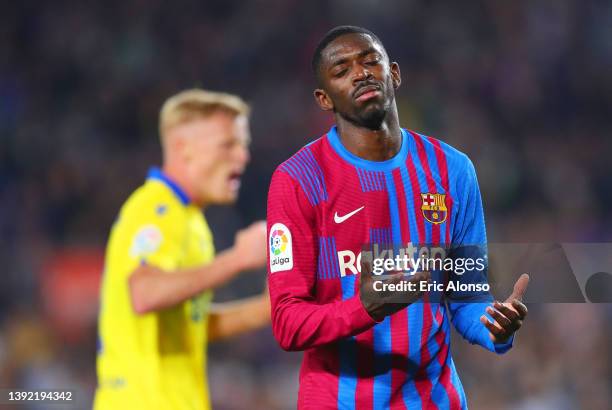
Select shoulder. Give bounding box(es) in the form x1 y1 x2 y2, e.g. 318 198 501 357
271 137 328 206
275 137 325 175
406 129 474 174
118 180 188 231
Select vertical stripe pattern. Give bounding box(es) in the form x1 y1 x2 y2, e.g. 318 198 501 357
356 167 386 192
338 272 358 409
370 227 393 245
318 237 341 279
279 146 328 206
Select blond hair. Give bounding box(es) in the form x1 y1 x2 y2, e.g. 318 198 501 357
159 88 250 139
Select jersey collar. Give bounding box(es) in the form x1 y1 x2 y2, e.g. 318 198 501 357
326 125 409 171
147 167 191 206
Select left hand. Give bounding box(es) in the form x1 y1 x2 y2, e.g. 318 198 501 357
480 273 529 343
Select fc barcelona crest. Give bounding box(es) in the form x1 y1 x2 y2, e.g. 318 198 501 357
421 193 447 224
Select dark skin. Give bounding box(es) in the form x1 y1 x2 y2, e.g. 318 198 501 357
313 32 528 342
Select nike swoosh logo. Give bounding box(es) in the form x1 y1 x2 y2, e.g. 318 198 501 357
334 206 365 224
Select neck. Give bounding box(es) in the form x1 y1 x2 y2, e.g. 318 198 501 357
161 163 205 208
335 105 402 161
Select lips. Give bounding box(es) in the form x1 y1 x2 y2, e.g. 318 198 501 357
353 84 380 100
228 171 243 191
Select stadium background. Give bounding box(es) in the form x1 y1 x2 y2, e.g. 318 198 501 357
1 0 611 409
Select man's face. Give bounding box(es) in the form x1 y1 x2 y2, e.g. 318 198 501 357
314 33 401 129
179 112 250 205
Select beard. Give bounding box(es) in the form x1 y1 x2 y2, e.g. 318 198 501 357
340 99 390 130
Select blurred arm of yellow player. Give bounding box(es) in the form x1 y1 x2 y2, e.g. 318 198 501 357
128 221 267 314
208 288 270 341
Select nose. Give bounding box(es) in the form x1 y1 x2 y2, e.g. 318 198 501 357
352 64 372 85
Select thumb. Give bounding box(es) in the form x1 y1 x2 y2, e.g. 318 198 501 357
506 273 530 302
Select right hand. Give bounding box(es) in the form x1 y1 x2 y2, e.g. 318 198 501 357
359 261 430 322
232 220 267 271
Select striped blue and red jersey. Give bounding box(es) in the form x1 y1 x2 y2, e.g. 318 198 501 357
267 126 513 410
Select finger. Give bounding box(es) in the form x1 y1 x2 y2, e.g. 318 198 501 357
407 270 431 283
480 315 504 336
511 299 528 318
494 301 519 321
507 273 530 302
486 306 511 328
251 220 267 232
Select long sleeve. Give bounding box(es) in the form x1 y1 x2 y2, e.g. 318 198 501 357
447 155 514 354
267 170 376 351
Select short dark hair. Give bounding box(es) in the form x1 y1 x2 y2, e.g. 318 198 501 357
311 25 385 83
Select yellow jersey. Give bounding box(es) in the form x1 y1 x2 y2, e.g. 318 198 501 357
94 168 214 410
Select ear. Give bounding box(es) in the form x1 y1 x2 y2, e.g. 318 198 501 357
390 62 401 89
173 134 191 162
313 88 334 111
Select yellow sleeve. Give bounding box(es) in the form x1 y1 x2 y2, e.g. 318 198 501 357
123 197 187 272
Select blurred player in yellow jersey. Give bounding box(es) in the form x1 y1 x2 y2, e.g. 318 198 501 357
94 89 270 410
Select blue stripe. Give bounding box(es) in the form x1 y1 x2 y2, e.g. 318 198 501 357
338 273 357 409
301 148 328 200
421 134 448 245
399 165 419 247
280 162 316 205
394 159 425 409
284 160 318 205
368 173 403 408
367 169 377 191
323 238 331 279
373 318 392 409
147 167 190 205
319 238 327 279
356 168 367 192
411 149 433 244
402 303 424 409
415 137 447 351
330 238 341 277
384 173 402 247
292 153 322 204
298 150 325 201
326 238 334 279
317 238 323 279
429 320 450 409
320 238 327 280
449 357 467 409
280 147 328 206
355 168 386 193
378 173 385 190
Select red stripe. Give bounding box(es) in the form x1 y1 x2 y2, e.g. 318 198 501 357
406 150 436 408
405 153 425 244
411 132 440 246
427 136 453 245
434 324 462 409
415 133 463 409
392 169 411 245
414 293 437 409
389 168 411 409
390 312 408 410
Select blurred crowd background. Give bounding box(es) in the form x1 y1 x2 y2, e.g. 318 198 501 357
1 0 611 409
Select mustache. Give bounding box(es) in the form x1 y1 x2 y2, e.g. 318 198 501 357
352 80 381 99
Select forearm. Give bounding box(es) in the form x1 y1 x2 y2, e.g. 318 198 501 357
129 249 244 314
208 294 270 342
449 302 513 354
271 294 376 351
